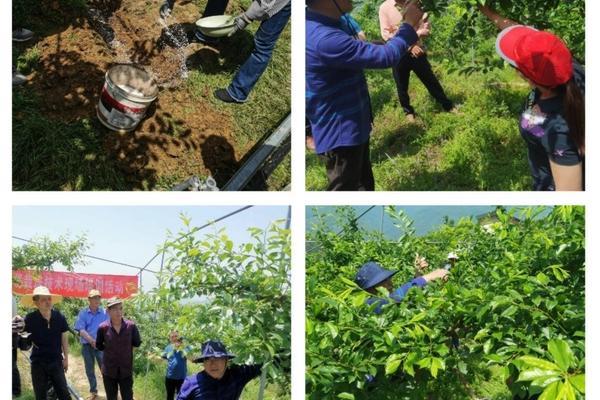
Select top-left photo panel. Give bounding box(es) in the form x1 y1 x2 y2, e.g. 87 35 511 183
12 0 291 191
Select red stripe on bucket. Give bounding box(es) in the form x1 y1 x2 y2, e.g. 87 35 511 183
101 87 146 114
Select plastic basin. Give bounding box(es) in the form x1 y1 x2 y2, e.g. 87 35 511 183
195 15 236 38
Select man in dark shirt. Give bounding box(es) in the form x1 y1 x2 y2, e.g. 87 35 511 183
177 340 262 400
96 298 142 400
22 286 71 400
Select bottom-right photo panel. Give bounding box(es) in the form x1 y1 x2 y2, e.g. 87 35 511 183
306 205 584 400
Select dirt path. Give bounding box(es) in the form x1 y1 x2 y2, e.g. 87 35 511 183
19 0 241 187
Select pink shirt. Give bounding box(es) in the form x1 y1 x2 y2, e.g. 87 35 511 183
379 0 404 41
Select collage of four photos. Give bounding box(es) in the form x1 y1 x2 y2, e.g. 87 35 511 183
9 0 588 399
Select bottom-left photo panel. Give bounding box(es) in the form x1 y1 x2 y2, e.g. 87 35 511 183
11 205 291 400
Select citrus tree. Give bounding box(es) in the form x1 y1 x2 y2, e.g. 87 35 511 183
306 206 584 399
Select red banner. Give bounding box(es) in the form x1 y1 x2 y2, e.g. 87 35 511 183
13 270 138 299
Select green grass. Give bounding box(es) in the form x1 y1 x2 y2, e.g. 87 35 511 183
13 0 290 191
306 65 532 191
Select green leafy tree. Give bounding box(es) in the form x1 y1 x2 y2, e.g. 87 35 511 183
306 206 584 399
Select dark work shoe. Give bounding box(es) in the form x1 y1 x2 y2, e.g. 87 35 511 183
13 28 34 42
214 88 243 104
194 29 219 45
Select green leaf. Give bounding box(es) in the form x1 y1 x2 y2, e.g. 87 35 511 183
556 243 568 256
518 356 561 371
409 312 427 323
536 272 550 285
501 305 518 319
403 352 418 377
548 339 574 372
337 393 355 400
517 368 561 382
325 322 338 339
385 359 401 375
539 381 561 400
569 374 585 393
384 331 395 346
483 339 493 354
557 379 576 400
430 357 445 378
531 375 562 388
435 343 449 356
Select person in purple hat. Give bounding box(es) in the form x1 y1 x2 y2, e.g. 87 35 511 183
96 298 141 400
354 260 448 314
176 339 262 400
478 5 584 191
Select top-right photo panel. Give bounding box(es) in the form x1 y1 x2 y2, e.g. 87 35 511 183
306 0 585 191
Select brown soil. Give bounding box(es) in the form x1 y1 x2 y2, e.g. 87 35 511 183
23 0 239 188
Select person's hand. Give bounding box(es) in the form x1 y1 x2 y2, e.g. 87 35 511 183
63 358 69 372
229 13 252 37
414 253 429 273
403 0 425 29
91 340 97 349
423 268 449 283
410 44 425 58
416 20 430 37
159 0 175 19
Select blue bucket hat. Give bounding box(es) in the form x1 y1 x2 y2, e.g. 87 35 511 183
354 262 398 290
194 340 236 362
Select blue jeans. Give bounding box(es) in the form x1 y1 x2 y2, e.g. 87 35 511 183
227 1 291 102
82 344 103 393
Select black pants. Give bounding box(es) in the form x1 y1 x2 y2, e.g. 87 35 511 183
13 346 21 396
30 360 71 400
321 141 374 191
103 374 133 400
203 0 229 17
392 53 453 115
165 377 185 400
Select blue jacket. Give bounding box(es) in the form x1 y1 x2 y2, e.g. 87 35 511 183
163 344 191 380
367 277 427 314
306 10 418 154
177 365 262 400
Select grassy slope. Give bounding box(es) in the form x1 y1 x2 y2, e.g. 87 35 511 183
12 0 290 190
306 65 532 191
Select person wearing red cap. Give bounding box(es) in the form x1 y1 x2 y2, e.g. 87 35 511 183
479 5 585 191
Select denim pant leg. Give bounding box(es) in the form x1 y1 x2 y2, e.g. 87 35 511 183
82 344 98 393
227 1 291 102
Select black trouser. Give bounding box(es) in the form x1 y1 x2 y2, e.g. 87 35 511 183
203 0 229 17
30 360 71 400
103 374 133 400
321 141 374 191
392 53 453 115
13 346 21 396
165 377 185 400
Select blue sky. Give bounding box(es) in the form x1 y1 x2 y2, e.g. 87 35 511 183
13 206 290 291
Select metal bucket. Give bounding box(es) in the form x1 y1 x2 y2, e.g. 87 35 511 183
97 64 159 132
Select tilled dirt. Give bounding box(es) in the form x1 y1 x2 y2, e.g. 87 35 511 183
23 0 239 188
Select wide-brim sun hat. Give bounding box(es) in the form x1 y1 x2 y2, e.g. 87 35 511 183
193 340 236 363
106 297 123 309
354 262 398 290
496 25 572 88
88 289 101 298
20 286 63 307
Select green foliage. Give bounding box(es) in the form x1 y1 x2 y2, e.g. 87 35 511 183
12 234 89 272
126 216 291 394
306 206 584 399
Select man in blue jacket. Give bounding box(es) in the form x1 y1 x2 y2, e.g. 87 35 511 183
306 0 429 190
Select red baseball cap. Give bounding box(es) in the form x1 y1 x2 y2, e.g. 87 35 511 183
496 25 573 88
